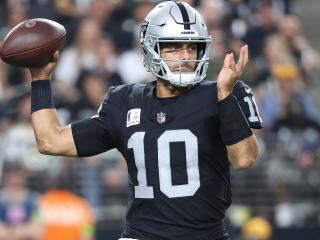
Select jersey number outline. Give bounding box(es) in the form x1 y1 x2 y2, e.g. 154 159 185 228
128 129 200 199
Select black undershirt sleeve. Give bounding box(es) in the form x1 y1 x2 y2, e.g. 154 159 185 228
71 118 115 157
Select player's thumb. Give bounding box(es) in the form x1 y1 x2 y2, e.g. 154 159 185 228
50 50 59 63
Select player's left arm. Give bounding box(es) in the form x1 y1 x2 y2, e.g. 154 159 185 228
217 45 261 170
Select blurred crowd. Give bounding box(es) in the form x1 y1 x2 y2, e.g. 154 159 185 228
0 0 320 239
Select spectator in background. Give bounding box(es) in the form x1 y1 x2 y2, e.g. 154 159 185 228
272 89 320 132
54 17 102 89
99 153 129 227
84 0 131 53
74 151 128 221
74 155 105 221
261 33 296 83
1 0 55 20
271 0 297 15
93 36 122 82
70 69 122 121
199 0 228 80
0 162 42 240
54 0 87 18
0 3 28 39
0 4 29 100
0 92 62 175
258 63 318 129
240 216 272 240
251 31 315 126
277 14 320 75
53 17 102 110
116 0 155 84
53 0 83 47
54 20 123 115
243 0 279 60
266 91 320 228
223 0 252 33
38 173 95 240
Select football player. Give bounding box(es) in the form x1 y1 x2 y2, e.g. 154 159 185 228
29 1 263 240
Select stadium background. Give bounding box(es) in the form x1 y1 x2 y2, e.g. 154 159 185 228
0 0 319 239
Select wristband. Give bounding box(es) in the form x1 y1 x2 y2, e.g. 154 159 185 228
218 94 252 145
31 80 54 113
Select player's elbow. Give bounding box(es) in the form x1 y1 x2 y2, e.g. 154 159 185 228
36 140 53 155
231 155 257 170
228 148 259 170
35 128 77 157
228 139 259 170
233 146 259 169
36 136 57 155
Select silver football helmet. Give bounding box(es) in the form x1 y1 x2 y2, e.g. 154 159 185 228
140 1 212 87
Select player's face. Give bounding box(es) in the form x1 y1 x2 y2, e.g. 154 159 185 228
160 42 198 73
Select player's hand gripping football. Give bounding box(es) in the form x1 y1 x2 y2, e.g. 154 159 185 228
217 45 248 100
28 50 59 81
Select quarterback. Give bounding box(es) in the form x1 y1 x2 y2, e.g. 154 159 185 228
29 1 262 239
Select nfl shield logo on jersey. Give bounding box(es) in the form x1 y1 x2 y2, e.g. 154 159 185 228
157 112 166 124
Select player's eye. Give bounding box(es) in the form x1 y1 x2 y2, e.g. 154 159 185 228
163 45 181 53
189 45 198 52
161 43 198 54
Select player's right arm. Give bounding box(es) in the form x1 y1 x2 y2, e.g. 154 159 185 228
31 111 77 156
29 51 77 157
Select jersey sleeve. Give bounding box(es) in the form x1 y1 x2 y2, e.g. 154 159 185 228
71 87 118 157
232 80 263 129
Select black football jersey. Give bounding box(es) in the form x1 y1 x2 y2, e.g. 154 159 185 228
72 80 262 240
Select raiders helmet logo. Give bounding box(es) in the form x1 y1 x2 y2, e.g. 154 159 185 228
140 21 149 44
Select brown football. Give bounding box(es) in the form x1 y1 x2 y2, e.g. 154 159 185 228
0 18 66 68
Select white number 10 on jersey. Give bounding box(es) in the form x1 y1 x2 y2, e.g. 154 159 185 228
128 129 200 198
